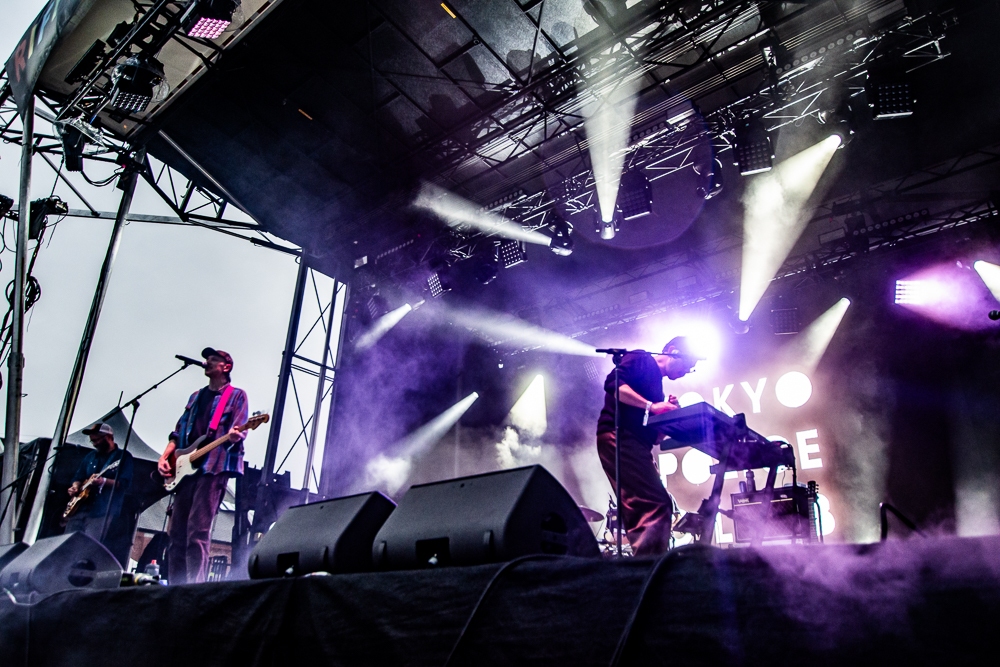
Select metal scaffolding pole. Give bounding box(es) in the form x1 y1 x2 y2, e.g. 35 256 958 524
261 259 308 484
1 98 34 544
302 280 339 490
21 152 142 544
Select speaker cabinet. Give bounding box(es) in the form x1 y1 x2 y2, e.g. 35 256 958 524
247 491 396 578
373 465 599 569
0 541 28 574
0 532 122 600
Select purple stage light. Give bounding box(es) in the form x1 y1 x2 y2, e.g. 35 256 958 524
894 264 998 330
186 17 231 39
182 0 238 40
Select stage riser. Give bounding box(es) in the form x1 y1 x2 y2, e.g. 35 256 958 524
1 536 997 666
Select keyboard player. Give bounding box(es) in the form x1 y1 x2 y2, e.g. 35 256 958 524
596 337 704 556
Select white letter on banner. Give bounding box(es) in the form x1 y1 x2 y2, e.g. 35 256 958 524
713 385 735 416
796 429 822 469
740 378 767 414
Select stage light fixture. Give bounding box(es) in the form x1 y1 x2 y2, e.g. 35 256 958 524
866 71 914 119
734 115 773 175
28 197 68 241
58 124 86 172
428 272 448 298
818 102 855 147
472 250 500 285
546 218 574 256
770 308 800 335
0 195 13 218
894 280 945 306
182 0 239 39
109 56 165 113
498 240 527 268
617 170 653 220
695 156 725 200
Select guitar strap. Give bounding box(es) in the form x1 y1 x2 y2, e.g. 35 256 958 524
208 384 235 435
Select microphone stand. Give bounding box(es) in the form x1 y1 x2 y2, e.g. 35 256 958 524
596 348 629 558
98 360 202 549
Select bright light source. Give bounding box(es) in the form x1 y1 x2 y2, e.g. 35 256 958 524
739 136 841 321
894 279 948 306
782 298 851 372
109 56 165 113
414 183 552 246
355 304 412 351
182 0 238 39
508 374 547 437
775 371 813 408
974 261 1000 302
585 76 641 235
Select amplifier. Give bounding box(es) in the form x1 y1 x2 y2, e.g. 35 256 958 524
731 484 815 543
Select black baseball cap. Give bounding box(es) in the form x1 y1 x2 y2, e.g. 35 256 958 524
201 347 234 367
82 422 115 438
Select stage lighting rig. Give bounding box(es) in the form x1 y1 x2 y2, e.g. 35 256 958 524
28 197 69 241
109 56 166 114
181 0 240 40
866 70 915 120
770 308 800 335
617 170 653 220
818 101 856 147
733 116 773 176
695 156 724 200
546 218 574 257
498 240 527 268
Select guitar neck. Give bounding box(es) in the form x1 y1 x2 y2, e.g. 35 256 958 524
188 432 237 464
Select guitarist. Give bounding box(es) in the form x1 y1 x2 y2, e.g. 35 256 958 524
157 348 249 584
66 422 134 546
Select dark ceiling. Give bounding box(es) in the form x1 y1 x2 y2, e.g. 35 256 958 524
140 0 1000 322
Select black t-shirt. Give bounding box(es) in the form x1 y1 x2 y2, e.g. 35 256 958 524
190 387 221 446
596 351 665 446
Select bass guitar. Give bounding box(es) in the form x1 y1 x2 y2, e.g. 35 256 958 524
62 459 121 524
161 412 269 492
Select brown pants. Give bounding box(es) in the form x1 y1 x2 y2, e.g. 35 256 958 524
597 430 673 556
167 473 228 584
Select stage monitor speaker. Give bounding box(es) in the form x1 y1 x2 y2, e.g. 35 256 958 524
247 491 396 578
373 465 599 569
0 541 28 574
0 532 122 601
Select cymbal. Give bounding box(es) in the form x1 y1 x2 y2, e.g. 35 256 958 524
579 506 605 522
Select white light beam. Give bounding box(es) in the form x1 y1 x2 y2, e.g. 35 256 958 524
414 182 552 246
739 135 842 321
355 304 412 351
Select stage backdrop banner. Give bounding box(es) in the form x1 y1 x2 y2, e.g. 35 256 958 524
4 0 95 115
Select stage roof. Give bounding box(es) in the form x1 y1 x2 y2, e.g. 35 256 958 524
13 1 1000 322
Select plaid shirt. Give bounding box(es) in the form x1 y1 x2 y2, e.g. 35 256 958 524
170 384 249 475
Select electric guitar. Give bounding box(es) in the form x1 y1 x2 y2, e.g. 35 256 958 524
161 412 269 492
62 459 121 524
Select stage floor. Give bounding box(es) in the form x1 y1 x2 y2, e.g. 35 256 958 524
2 535 998 666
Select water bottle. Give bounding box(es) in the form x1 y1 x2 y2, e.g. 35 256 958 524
144 559 160 579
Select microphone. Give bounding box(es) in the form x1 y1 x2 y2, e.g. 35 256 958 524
596 348 629 355
990 310 1000 321
176 354 205 368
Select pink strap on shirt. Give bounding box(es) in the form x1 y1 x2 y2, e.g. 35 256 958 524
208 384 235 433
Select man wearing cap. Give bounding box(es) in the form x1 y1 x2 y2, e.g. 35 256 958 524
66 422 134 549
596 336 703 556
158 348 248 584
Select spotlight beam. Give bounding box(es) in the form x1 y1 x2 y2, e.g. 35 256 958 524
584 76 641 237
439 304 603 357
974 261 1000 302
781 298 851 372
739 135 842 321
355 304 413 351
365 392 479 495
508 374 547 438
414 183 552 246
